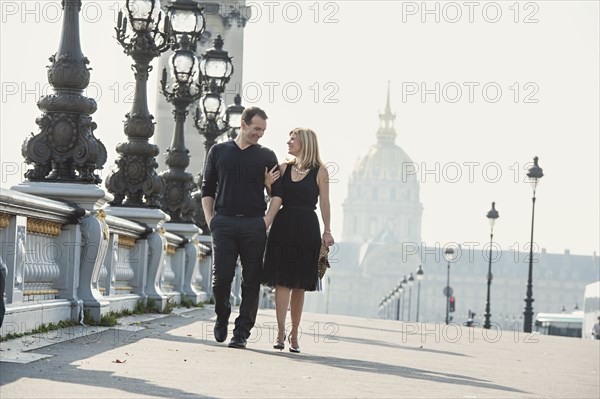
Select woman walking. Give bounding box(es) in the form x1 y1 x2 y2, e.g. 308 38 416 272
263 128 334 353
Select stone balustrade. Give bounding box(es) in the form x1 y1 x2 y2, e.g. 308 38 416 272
0 187 211 335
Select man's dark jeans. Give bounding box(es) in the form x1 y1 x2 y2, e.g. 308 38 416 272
210 214 267 339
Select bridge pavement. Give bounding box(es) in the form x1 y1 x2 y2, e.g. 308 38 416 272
1 306 599 398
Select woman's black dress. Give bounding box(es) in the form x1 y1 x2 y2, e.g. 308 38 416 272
263 165 321 291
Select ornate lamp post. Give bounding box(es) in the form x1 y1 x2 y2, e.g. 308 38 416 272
523 156 544 333
407 272 415 321
21 0 106 183
415 265 424 322
106 0 171 207
395 283 403 321
159 0 205 223
190 35 241 232
400 275 408 321
443 247 457 325
193 35 235 152
484 202 499 329
381 295 388 319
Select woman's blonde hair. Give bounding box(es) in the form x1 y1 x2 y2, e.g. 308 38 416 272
287 128 324 169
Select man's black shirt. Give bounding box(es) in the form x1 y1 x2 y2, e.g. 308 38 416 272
201 140 283 216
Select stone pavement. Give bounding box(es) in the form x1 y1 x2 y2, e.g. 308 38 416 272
1 306 599 398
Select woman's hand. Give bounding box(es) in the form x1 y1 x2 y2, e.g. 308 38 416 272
264 165 280 187
322 231 335 247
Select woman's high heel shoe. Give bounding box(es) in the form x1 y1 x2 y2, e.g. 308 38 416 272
288 336 300 353
273 334 286 350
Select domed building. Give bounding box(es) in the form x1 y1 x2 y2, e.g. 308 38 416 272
342 87 423 244
303 87 424 317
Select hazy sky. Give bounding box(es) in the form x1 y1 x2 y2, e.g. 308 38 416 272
1 1 598 256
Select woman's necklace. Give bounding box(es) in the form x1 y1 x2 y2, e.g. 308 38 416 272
293 165 308 175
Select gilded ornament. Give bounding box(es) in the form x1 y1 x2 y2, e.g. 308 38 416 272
27 218 62 236
118 235 137 248
0 213 10 229
167 245 177 255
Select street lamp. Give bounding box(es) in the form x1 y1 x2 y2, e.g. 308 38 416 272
166 0 205 45
415 265 424 322
194 35 236 153
523 156 544 333
395 283 404 321
190 35 241 232
407 273 415 321
484 202 499 329
400 275 408 321
443 247 457 324
158 0 205 223
383 294 392 319
106 0 171 207
378 297 385 318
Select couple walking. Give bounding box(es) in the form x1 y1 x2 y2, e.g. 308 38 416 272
200 106 334 352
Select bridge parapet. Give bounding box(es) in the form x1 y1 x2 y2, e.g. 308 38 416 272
0 187 212 335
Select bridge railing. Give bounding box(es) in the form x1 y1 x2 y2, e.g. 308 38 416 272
0 187 211 335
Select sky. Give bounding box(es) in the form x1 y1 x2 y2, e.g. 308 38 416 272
1 1 599 257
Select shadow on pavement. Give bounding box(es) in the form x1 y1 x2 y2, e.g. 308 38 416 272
335 334 471 357
255 349 528 395
0 310 214 399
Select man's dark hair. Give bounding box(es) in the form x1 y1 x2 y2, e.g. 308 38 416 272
241 107 268 124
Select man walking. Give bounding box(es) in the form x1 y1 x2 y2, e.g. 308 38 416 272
201 107 282 348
